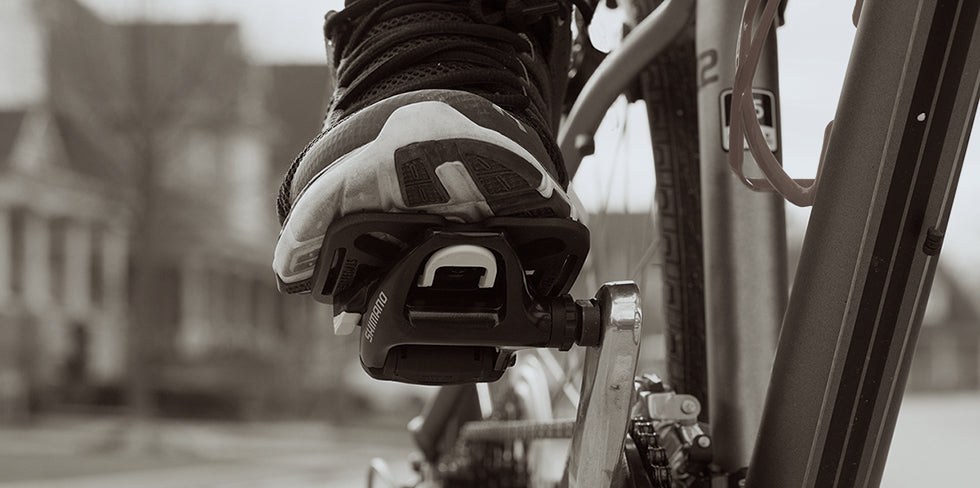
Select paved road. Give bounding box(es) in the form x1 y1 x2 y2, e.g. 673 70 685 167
880 392 980 487
0 392 976 487
0 418 416 488
0 453 412 488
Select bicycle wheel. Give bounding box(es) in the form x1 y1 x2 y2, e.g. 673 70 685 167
406 2 708 484
570 3 706 419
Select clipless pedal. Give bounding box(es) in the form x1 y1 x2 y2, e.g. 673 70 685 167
304 213 597 385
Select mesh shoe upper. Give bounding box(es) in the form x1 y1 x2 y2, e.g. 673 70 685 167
277 0 594 224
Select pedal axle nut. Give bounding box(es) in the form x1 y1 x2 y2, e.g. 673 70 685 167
547 296 579 351
575 299 601 347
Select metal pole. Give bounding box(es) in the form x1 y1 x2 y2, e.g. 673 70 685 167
748 0 980 486
695 0 788 475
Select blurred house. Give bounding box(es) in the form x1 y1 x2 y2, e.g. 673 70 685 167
908 270 980 391
0 0 132 416
787 224 980 393
0 0 344 418
593 210 980 393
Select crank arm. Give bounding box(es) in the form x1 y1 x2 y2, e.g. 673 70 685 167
565 282 643 487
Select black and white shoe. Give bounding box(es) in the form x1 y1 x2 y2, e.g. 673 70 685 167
274 0 590 294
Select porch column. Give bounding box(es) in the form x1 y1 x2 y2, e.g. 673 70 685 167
21 211 51 311
63 220 92 316
89 227 128 382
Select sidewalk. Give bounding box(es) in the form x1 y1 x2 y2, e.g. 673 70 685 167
0 416 416 487
4 393 974 487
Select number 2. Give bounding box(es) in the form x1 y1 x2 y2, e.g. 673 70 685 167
698 49 719 89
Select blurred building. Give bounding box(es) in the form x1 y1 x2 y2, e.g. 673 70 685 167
0 0 130 417
908 270 980 391
2 0 976 425
786 226 980 393
0 0 344 419
595 210 980 393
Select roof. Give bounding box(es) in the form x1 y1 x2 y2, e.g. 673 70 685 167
0 110 26 166
50 112 122 184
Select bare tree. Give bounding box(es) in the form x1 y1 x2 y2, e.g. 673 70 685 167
38 0 248 450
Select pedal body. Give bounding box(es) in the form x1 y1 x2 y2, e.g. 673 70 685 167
311 213 590 385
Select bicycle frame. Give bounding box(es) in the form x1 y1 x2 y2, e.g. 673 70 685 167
397 0 980 486
562 0 784 476
696 0 787 476
750 0 980 486
563 0 980 486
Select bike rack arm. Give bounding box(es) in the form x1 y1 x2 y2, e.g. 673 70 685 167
565 282 643 487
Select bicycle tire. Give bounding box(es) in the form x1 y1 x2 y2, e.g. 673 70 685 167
638 28 709 421
410 8 710 485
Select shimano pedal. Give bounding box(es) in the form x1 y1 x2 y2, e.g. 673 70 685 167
308 213 592 385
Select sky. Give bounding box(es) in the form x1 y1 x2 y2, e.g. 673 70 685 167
78 0 980 274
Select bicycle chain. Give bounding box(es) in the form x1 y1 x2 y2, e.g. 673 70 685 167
437 437 530 488
630 419 673 487
460 419 576 442
430 418 673 487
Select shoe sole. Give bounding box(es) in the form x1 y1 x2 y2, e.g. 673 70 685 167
274 100 578 292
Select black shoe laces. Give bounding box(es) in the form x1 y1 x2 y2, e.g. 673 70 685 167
277 0 594 225
324 0 592 125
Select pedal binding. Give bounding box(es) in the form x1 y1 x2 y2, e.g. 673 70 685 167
310 213 591 385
